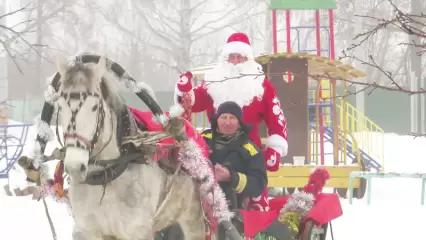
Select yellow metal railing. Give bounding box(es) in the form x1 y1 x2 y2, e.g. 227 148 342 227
346 131 362 169
309 87 384 171
338 102 385 171
309 124 362 166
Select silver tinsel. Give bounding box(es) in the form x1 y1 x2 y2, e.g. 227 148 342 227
279 192 315 221
178 139 233 222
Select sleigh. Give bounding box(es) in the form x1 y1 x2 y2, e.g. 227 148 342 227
155 168 342 240
232 192 342 240
156 184 342 240
127 109 343 240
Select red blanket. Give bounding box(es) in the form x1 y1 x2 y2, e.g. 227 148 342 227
129 107 209 156
241 193 343 237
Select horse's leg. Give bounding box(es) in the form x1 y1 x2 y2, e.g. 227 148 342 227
179 215 206 240
177 195 206 240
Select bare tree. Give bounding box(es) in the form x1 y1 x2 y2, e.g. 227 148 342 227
91 0 262 74
0 1 74 72
0 2 41 73
339 0 425 94
336 0 426 135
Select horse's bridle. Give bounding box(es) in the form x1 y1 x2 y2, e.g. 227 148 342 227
35 54 165 184
56 91 110 158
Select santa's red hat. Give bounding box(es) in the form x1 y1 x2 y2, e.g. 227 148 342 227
221 32 254 60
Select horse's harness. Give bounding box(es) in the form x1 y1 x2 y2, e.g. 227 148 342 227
57 91 106 155
56 89 148 186
56 89 182 186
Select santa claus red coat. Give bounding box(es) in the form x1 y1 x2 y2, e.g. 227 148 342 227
174 32 288 211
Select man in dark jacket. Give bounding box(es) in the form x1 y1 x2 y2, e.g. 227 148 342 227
202 101 267 209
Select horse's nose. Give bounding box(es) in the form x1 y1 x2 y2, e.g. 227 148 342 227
63 149 90 181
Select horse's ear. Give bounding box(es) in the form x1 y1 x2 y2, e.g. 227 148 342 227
55 54 69 81
94 56 107 82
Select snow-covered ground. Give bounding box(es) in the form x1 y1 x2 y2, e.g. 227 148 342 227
1 123 425 239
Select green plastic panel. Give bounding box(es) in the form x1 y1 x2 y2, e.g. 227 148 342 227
269 0 337 10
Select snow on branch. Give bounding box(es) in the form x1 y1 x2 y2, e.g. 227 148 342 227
0 2 39 73
94 0 263 73
338 0 426 96
345 0 426 54
0 1 72 73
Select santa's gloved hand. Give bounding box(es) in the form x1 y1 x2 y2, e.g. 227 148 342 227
176 71 193 93
264 147 281 172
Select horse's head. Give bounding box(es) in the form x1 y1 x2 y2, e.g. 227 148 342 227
55 56 124 182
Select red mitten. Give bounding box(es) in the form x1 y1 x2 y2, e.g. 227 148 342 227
308 168 330 193
177 71 193 92
264 147 281 172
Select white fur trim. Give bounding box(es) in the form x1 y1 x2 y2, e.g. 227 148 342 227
168 104 184 118
266 134 288 156
221 41 254 60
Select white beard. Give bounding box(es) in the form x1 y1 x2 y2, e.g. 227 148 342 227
205 60 265 110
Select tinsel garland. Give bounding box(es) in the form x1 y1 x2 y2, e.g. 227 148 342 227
278 168 330 236
41 177 73 216
177 139 233 232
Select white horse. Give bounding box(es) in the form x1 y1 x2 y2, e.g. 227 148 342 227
53 55 230 240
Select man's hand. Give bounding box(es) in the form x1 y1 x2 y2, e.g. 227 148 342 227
177 71 193 93
264 147 281 172
214 164 231 182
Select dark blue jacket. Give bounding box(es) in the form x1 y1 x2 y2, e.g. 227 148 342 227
201 129 267 206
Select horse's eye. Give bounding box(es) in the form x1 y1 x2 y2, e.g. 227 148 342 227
92 105 98 112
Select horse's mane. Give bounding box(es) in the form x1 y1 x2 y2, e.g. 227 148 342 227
60 61 125 114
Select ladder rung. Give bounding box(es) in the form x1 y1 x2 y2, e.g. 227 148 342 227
298 49 329 52
290 26 330 29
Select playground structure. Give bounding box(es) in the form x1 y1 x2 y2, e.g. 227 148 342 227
190 0 385 199
0 105 31 191
0 123 31 179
